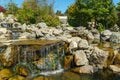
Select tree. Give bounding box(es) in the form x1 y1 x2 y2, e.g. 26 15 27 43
116 2 120 27
0 6 6 13
5 2 19 15
16 0 60 26
67 0 118 28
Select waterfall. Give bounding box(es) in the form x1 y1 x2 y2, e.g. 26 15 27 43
13 41 66 76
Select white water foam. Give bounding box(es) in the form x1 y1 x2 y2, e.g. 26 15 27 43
40 69 64 76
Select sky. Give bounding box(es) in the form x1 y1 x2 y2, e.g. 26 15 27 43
0 0 120 13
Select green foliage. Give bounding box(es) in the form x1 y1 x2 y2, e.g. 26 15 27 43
43 15 61 27
16 8 36 24
5 2 19 15
97 23 105 32
5 0 61 27
67 0 118 28
116 2 120 27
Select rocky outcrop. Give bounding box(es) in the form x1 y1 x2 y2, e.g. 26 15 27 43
78 39 89 49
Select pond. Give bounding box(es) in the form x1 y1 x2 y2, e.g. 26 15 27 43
45 70 120 80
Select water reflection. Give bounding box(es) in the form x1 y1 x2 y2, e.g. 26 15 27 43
51 70 120 80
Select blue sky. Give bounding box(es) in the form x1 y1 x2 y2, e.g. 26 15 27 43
0 0 119 13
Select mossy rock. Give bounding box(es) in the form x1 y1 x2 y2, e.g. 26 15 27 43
113 54 120 65
63 55 73 69
33 76 54 80
15 64 30 77
8 75 26 80
0 69 12 80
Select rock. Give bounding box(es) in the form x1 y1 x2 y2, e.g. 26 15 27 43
5 14 15 23
69 41 78 51
20 23 27 31
0 28 7 34
57 36 68 42
0 69 12 80
0 12 4 21
73 50 88 66
33 76 53 80
7 18 14 23
73 65 95 74
91 29 100 40
15 64 30 77
109 65 120 73
12 22 21 28
0 46 18 67
40 28 53 35
63 27 74 31
89 47 109 69
53 29 63 36
0 34 7 40
78 39 89 49
35 30 44 38
113 54 120 65
110 32 120 43
63 55 73 69
36 22 48 28
110 24 119 32
19 32 36 39
87 32 94 40
8 75 26 80
74 26 86 31
101 30 112 41
71 37 81 43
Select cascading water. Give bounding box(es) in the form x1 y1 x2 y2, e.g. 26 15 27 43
13 41 65 77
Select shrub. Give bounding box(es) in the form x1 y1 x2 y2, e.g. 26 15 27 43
43 15 61 27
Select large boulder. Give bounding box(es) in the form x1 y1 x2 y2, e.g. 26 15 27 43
88 47 109 69
110 32 120 43
101 30 112 41
73 50 88 66
78 39 89 49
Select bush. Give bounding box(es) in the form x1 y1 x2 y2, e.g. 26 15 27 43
97 23 105 32
43 15 61 27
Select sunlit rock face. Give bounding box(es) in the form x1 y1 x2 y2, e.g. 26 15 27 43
73 50 88 66
88 47 109 69
109 65 120 73
78 39 89 49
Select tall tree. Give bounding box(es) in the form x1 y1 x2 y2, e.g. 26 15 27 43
116 2 120 27
67 0 118 28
